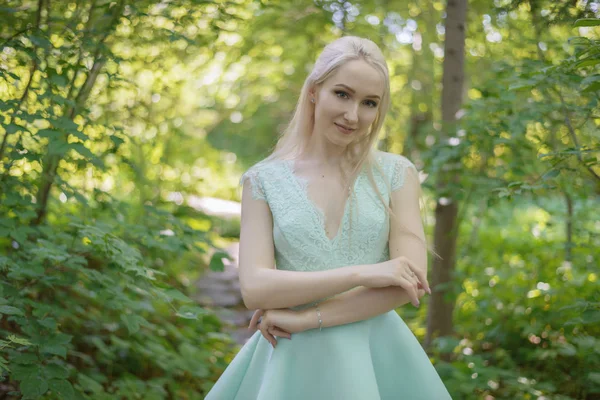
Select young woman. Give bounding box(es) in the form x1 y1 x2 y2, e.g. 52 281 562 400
205 36 452 400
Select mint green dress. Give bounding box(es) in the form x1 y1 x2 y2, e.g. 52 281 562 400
206 151 452 400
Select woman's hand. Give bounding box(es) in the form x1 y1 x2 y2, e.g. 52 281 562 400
359 256 430 307
248 308 310 348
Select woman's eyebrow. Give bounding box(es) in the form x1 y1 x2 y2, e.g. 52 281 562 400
334 83 381 100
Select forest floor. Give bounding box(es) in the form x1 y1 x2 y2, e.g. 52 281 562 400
194 241 255 345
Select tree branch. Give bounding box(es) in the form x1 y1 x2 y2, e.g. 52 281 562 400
0 0 45 166
555 89 600 183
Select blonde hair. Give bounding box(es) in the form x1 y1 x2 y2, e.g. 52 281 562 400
258 35 428 251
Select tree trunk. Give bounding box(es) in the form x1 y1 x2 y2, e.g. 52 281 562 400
564 191 573 262
425 0 467 350
404 34 431 157
32 1 124 225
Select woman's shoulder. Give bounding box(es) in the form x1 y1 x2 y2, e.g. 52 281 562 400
373 150 417 170
243 157 286 178
240 158 289 202
240 157 287 188
372 151 418 191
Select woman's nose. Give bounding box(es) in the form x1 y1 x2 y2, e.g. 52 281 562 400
344 104 359 123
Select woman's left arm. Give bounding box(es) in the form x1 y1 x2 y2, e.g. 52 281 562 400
301 165 428 329
253 165 429 338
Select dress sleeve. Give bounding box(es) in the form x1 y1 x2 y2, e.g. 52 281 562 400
240 167 267 201
390 154 418 192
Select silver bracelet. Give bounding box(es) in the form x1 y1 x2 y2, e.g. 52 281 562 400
316 306 323 331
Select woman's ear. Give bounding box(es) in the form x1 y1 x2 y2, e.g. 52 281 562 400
308 83 320 101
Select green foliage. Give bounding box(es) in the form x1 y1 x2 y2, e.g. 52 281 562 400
423 198 600 400
0 202 237 398
413 12 600 400
0 0 243 398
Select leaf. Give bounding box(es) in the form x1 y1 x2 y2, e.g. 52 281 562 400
120 314 149 335
38 318 57 330
12 363 39 380
76 373 104 394
28 33 52 49
37 129 61 138
574 18 600 27
11 353 38 365
12 363 50 396
162 288 193 303
18 111 43 123
20 375 49 398
0 305 24 316
3 123 21 134
8 335 32 346
568 36 592 46
557 342 577 356
508 82 534 91
48 379 74 400
583 81 600 93
176 305 209 320
110 135 125 147
575 59 600 69
40 344 67 358
49 74 68 88
43 364 69 380
0 70 20 80
209 251 230 272
542 169 560 180
69 143 95 159
0 356 8 373
589 372 600 384
40 333 72 358
582 309 600 325
581 75 600 86
47 140 71 156
68 129 88 142
52 116 79 132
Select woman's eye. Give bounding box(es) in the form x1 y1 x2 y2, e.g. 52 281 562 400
335 90 378 108
335 90 349 99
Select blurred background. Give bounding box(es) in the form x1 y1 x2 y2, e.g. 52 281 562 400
0 0 599 399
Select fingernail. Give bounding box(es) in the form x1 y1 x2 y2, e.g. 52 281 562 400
427 288 432 294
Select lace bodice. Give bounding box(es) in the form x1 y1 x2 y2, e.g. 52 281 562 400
239 151 417 275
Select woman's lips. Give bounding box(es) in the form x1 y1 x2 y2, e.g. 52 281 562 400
335 123 355 135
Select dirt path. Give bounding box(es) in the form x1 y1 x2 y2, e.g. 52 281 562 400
194 242 256 345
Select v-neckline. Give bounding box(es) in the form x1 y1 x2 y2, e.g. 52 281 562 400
282 159 359 244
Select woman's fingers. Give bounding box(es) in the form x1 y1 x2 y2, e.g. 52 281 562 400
268 326 292 339
399 276 420 307
259 325 291 348
403 257 431 295
254 313 283 348
252 310 291 347
269 326 292 340
260 325 277 348
248 309 264 330
400 271 418 291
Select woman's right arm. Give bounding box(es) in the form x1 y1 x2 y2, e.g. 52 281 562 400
238 179 369 310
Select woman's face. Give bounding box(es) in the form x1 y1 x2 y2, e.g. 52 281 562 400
311 59 385 147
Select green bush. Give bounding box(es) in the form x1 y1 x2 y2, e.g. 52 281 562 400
0 199 237 399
